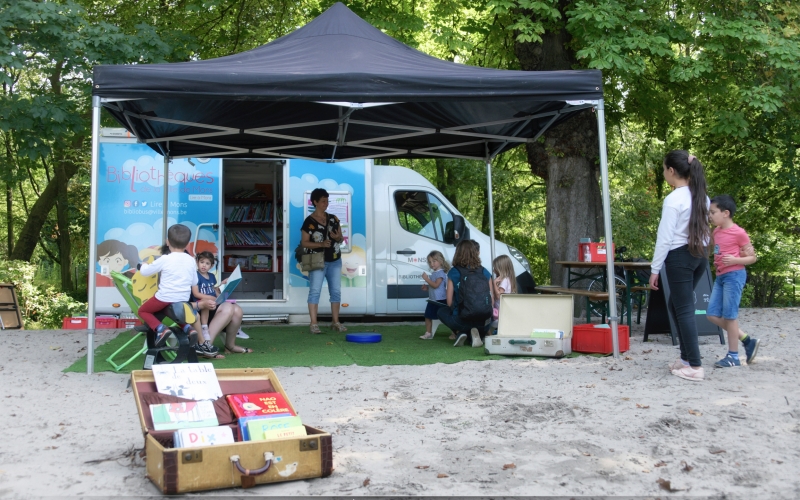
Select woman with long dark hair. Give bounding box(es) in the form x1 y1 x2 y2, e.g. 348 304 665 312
649 150 710 381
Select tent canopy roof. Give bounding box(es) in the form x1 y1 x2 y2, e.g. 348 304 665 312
93 2 602 161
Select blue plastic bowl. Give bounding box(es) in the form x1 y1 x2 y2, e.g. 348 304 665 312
345 333 382 343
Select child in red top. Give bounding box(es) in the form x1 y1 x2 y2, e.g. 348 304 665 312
706 195 759 368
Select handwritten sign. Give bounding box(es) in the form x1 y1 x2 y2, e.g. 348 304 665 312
152 363 223 401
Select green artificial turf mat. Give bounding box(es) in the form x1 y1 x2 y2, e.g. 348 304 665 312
64 325 589 374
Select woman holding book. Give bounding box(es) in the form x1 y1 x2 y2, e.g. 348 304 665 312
301 188 347 334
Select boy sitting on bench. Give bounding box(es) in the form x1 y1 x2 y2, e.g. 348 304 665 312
137 224 218 356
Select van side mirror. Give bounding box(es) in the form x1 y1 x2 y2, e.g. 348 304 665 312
451 215 469 246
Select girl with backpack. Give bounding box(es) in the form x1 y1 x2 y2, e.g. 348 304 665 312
436 240 493 347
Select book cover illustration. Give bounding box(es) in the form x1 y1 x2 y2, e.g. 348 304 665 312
150 401 219 431
173 426 235 449
152 363 223 401
237 414 293 441
216 265 242 304
226 392 296 418
247 416 305 441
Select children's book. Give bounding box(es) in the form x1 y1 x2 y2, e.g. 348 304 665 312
173 426 235 448
152 363 223 401
249 424 307 441
216 265 242 304
237 414 293 441
247 416 304 441
226 392 296 418
150 401 219 431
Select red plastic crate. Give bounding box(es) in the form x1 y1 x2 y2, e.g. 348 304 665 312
95 316 119 329
572 324 630 354
62 317 88 329
578 242 615 262
118 318 142 329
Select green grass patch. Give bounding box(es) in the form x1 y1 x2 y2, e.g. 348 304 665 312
64 325 530 373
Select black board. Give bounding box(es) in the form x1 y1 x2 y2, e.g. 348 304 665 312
643 263 724 345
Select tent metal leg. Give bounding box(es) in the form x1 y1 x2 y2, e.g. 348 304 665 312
87 97 102 374
162 152 170 241
595 99 620 359
485 160 496 265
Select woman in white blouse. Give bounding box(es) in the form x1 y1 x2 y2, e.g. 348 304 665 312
649 150 710 382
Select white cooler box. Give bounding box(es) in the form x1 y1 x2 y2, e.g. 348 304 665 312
484 294 573 357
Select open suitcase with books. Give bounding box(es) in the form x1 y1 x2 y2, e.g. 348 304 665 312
131 367 332 494
484 294 574 357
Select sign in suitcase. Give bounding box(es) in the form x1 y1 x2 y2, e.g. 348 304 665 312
131 368 332 494
484 294 574 357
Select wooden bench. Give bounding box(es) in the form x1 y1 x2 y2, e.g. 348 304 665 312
536 286 611 301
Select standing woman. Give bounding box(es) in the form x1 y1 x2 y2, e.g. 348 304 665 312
301 188 347 334
649 150 710 381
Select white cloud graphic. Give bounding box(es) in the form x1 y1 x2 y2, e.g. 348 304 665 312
289 173 354 208
103 218 217 248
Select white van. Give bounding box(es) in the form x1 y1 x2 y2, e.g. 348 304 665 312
94 129 536 320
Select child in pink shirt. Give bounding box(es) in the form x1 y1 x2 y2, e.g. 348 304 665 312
707 195 758 368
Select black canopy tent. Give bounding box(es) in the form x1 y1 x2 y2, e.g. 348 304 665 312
86 2 621 373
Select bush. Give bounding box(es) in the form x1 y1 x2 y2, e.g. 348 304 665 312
0 259 86 329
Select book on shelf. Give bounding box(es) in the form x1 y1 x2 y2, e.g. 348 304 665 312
247 416 306 441
173 426 235 448
152 363 222 401
149 400 219 431
227 392 296 418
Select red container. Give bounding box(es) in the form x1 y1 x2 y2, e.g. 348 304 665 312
95 316 119 329
118 318 142 329
572 324 630 354
578 242 615 262
62 317 88 329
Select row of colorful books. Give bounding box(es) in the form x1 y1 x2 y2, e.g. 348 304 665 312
227 202 275 223
228 188 269 199
149 392 305 448
224 228 274 247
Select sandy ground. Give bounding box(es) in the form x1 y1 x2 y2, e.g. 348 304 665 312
1 307 799 499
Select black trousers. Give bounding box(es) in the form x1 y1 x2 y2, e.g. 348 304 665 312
437 306 489 343
664 245 707 367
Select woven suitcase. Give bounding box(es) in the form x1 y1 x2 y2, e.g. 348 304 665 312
131 368 332 494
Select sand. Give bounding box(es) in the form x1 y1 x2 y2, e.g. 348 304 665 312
1 307 799 498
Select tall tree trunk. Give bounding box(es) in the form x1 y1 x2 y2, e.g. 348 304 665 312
9 159 81 262
54 157 73 291
434 158 458 210
4 181 12 256
514 11 603 286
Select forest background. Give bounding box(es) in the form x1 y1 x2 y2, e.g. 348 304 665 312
1 0 798 328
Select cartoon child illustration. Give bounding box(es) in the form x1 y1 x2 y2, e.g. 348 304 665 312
96 239 140 286
341 246 366 287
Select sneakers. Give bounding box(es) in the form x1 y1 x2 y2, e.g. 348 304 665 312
194 341 220 356
470 328 483 348
453 333 467 347
236 329 250 339
669 358 688 371
153 324 170 347
714 354 741 368
672 365 704 381
744 337 760 364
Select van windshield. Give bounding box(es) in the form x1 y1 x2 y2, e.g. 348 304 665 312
394 191 455 244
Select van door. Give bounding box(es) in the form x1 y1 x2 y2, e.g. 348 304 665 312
389 188 457 312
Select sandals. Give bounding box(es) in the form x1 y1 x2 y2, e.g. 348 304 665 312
225 347 254 354
330 322 348 332
310 324 322 334
419 332 434 340
199 352 226 359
